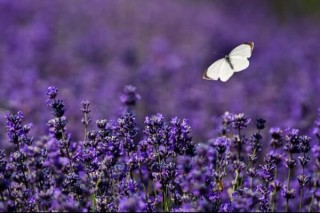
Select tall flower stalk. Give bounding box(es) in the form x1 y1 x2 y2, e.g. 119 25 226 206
231 113 250 192
297 136 311 212
283 129 300 212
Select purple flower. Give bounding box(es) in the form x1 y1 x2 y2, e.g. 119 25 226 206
80 100 91 114
258 164 275 183
265 151 283 166
285 158 297 169
120 85 141 114
298 135 311 153
256 184 272 212
96 119 107 129
118 195 146 212
272 180 283 192
281 187 296 199
213 137 229 155
47 117 68 140
5 111 24 145
232 113 251 130
49 100 65 118
297 174 310 187
81 100 92 129
5 111 34 151
248 133 262 154
298 156 310 167
46 86 58 100
144 113 168 146
219 201 234 212
283 128 301 154
256 118 266 130
270 127 284 149
219 111 234 135
120 179 138 196
120 85 141 106
117 113 139 153
170 117 195 156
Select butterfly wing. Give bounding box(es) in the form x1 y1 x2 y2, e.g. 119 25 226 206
203 58 224 80
203 58 234 82
218 60 234 82
228 42 254 72
228 56 250 72
229 42 254 58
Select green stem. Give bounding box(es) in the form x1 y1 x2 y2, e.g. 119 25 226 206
233 128 242 192
16 142 29 189
286 156 292 213
83 113 88 143
155 144 161 165
58 117 73 171
271 192 277 212
162 187 166 211
232 170 239 193
299 164 305 212
237 128 241 161
93 155 111 211
271 168 278 212
299 186 303 212
163 185 169 212
239 147 257 188
21 168 29 188
91 193 97 212
287 155 292 189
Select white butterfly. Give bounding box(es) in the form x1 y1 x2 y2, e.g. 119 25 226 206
203 42 254 82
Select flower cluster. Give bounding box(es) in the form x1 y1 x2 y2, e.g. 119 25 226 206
0 86 319 212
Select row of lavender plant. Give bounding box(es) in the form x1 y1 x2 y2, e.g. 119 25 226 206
0 85 319 212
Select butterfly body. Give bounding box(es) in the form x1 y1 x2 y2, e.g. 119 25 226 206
203 42 254 82
225 56 234 70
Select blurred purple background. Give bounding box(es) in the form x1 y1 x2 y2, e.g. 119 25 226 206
1 0 320 143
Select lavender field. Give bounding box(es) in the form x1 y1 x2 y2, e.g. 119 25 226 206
1 0 320 212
